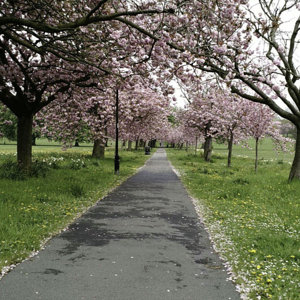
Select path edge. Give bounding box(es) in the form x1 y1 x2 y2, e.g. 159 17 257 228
166 156 246 300
0 150 156 281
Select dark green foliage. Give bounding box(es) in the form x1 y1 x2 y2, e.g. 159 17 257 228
0 160 49 180
0 105 17 141
233 178 250 185
30 161 49 178
69 183 85 197
0 160 27 180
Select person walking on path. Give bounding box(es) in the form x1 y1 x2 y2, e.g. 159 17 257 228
0 149 240 300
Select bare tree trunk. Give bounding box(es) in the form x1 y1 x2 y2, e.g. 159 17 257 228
204 136 212 162
127 140 132 151
289 127 300 181
135 139 139 150
139 139 144 147
104 128 108 147
74 139 80 147
195 137 198 155
32 133 36 146
92 139 105 159
255 137 259 173
227 131 233 167
17 114 33 171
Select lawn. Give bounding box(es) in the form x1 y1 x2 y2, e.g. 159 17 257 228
0 141 152 278
212 137 294 163
0 137 95 153
167 144 299 300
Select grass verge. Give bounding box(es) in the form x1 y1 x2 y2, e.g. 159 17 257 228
166 149 299 300
0 148 152 278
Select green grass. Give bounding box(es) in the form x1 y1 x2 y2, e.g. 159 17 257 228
0 146 152 277
0 138 95 154
166 148 300 300
212 138 294 162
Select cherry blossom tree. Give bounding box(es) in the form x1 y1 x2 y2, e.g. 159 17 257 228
165 126 184 148
37 78 172 158
113 83 172 149
180 81 291 168
37 85 115 159
184 87 222 162
0 1 175 60
210 94 250 167
241 101 292 173
0 1 178 170
173 0 300 180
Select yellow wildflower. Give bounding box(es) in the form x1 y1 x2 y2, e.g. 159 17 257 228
248 249 257 254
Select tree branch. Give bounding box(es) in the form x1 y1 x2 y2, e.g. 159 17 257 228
86 0 109 19
0 8 174 33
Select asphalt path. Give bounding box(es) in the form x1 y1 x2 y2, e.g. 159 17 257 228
0 149 240 300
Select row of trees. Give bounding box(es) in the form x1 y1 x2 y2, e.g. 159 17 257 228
165 84 292 172
1 0 299 180
0 80 173 157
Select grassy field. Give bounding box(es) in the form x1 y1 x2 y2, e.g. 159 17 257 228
0 137 96 153
204 137 294 163
0 141 152 278
166 145 299 299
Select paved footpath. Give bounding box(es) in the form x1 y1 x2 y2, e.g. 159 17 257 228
0 149 240 300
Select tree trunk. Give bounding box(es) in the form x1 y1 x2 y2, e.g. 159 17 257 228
149 139 156 148
104 128 108 147
227 131 233 168
127 140 132 151
289 127 300 181
74 139 79 147
204 136 212 162
255 137 259 173
32 133 36 146
17 114 33 171
195 137 198 155
92 139 105 159
135 139 139 150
